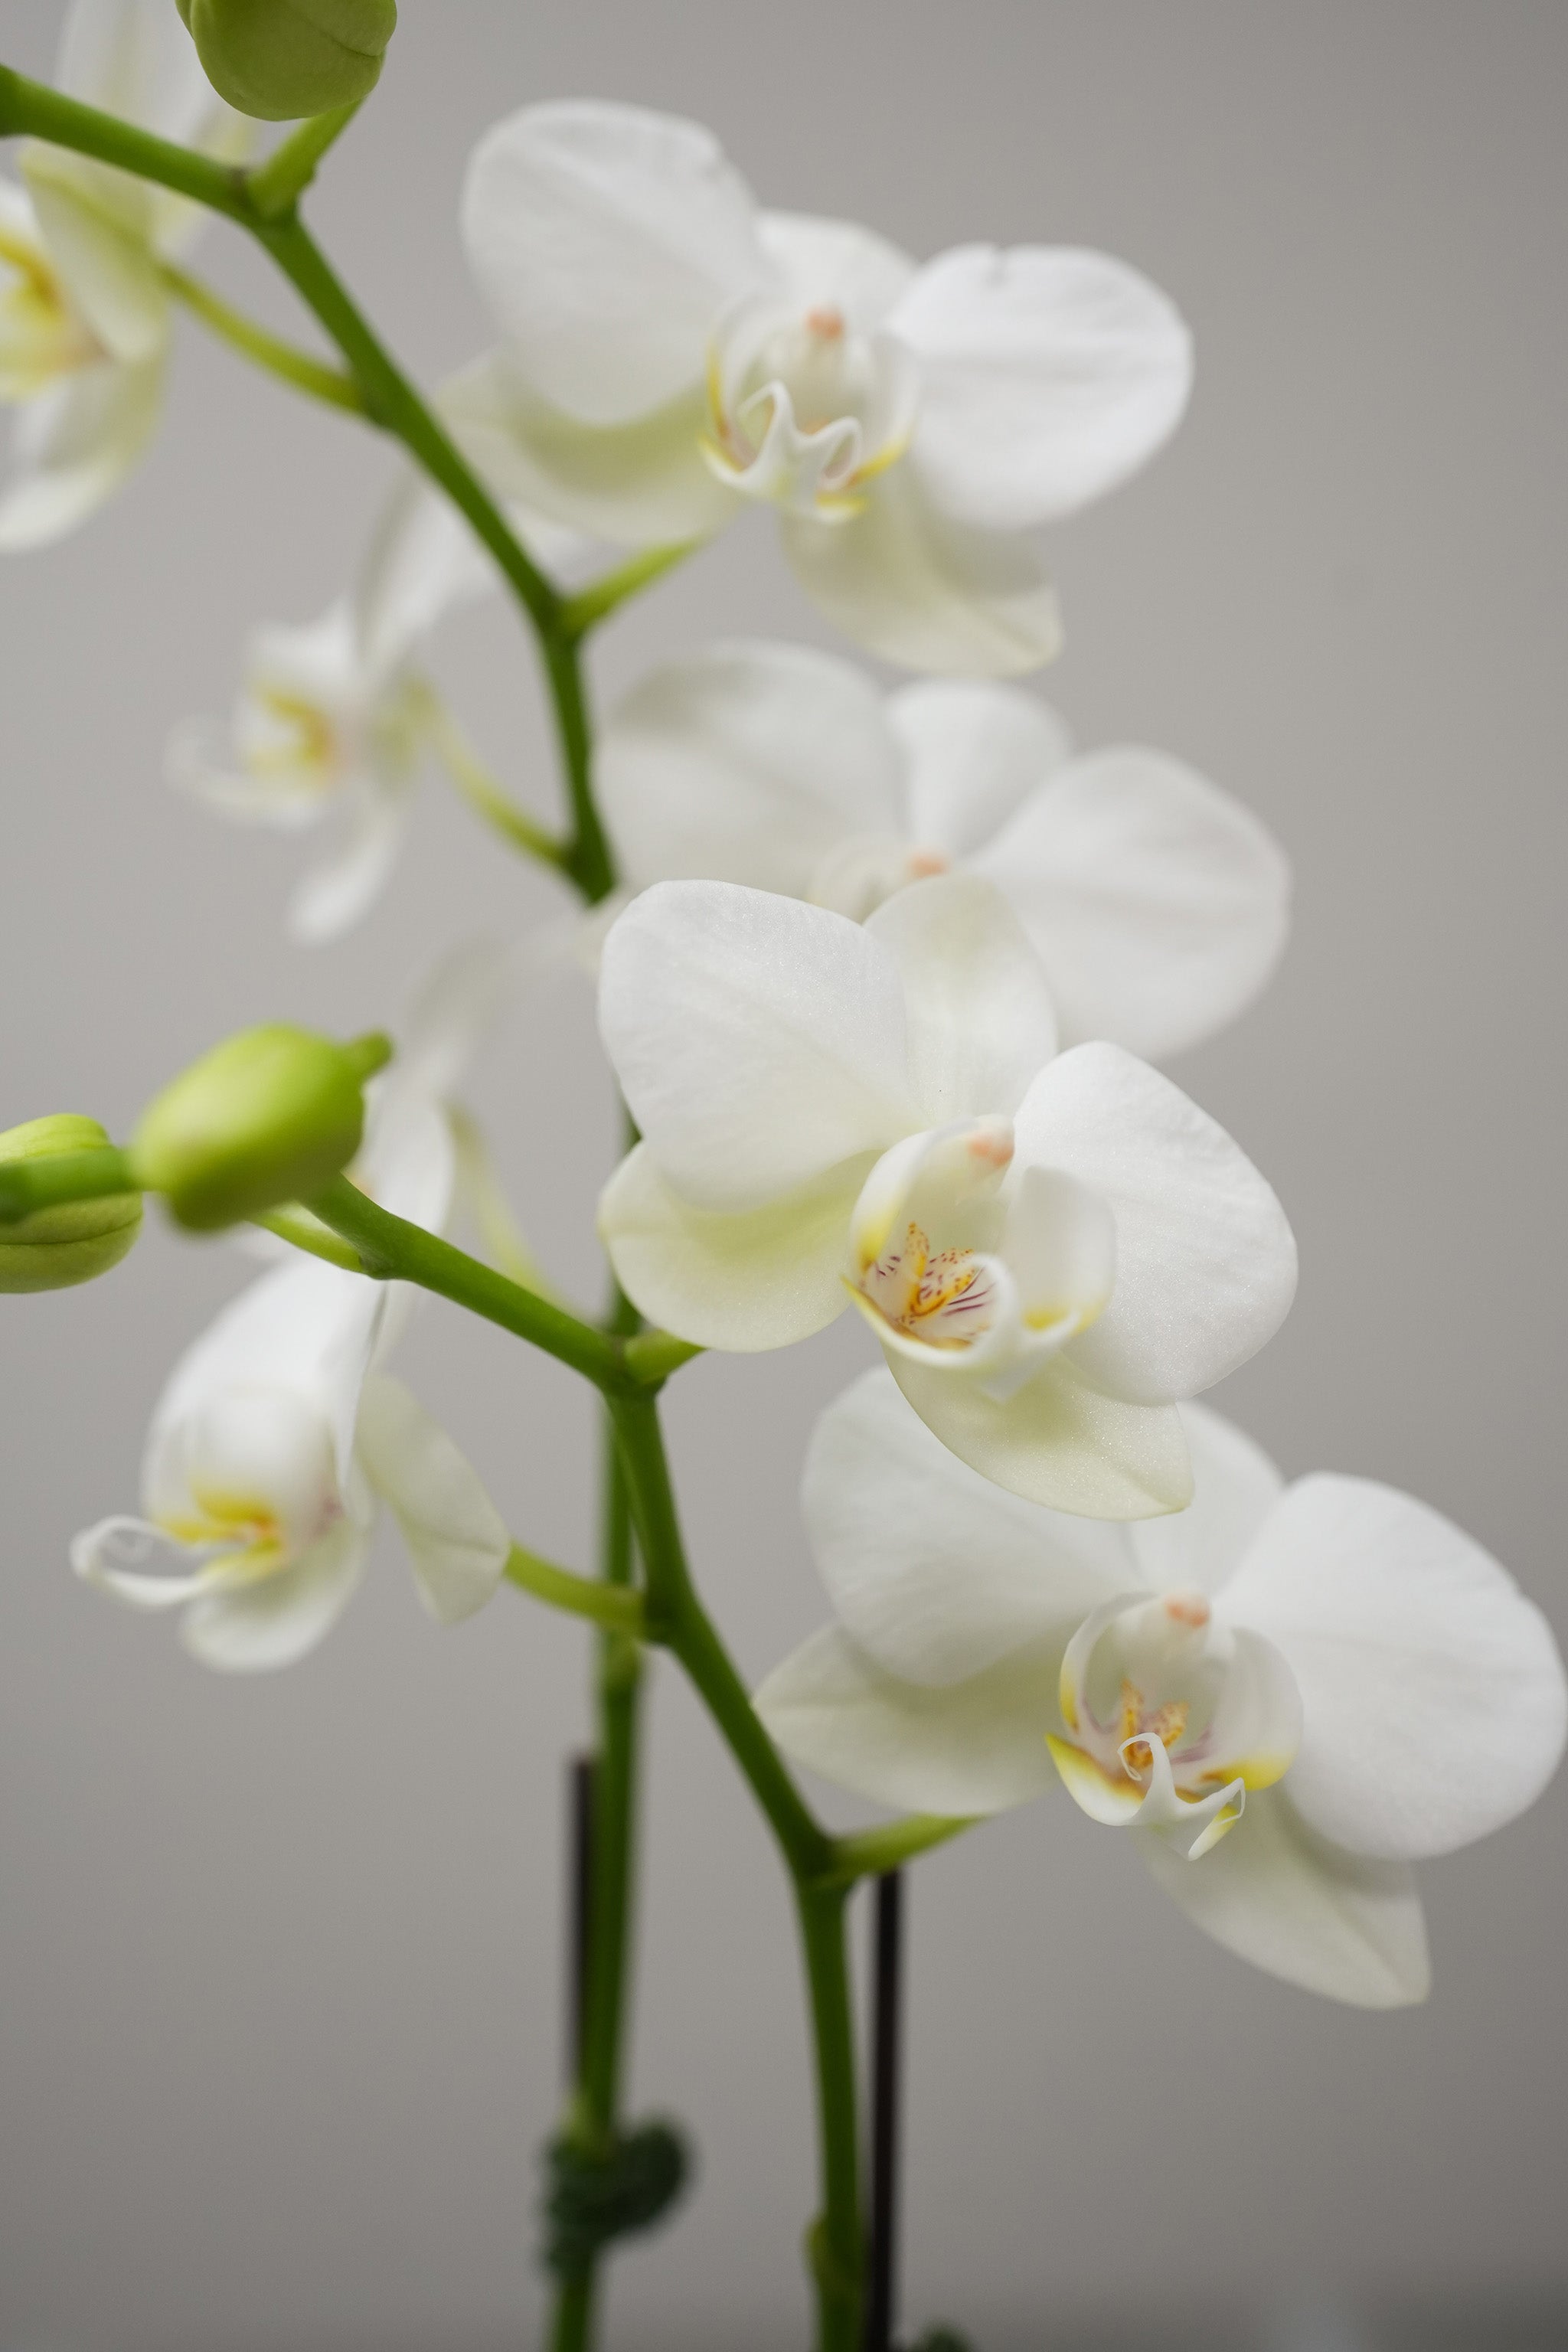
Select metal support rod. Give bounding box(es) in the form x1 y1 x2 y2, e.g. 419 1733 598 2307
569 1753 596 2079
864 1869 906 2352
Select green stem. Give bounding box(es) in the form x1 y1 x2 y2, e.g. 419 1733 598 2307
247 101 363 217
797 1883 864 2352
620 1329 704 1387
250 215 615 903
0 61 869 2338
249 214 560 634
505 1543 645 1637
550 2264 596 2352
0 64 619 906
826 1814 976 1886
560 541 700 640
550 1285 646 2352
607 1392 861 2350
447 1107 566 1304
541 629 616 905
417 688 570 873
610 1393 830 1881
248 1203 365 1271
305 1174 621 1389
0 65 253 218
160 259 366 414
579 1418 642 2138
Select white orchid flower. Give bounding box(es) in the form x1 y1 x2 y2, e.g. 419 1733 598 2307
447 101 1191 675
757 1370 1568 2007
169 475 593 940
70 942 514 1669
599 642 1290 1062
0 0 250 548
596 874 1296 1517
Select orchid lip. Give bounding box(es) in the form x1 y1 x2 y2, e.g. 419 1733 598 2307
1049 1588 1302 1857
702 292 920 518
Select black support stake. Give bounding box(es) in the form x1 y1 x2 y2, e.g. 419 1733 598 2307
568 1752 595 2079
864 1867 906 2352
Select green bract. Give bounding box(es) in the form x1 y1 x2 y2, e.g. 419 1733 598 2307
0 1116 142 1293
177 0 397 123
130 1024 390 1231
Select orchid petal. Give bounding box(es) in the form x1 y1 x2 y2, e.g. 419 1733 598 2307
462 100 767 427
146 1256 385 1511
165 714 326 829
36 1 246 261
756 1625 1059 1815
1138 1786 1431 2008
598 880 916 1213
969 748 1292 1057
386 935 511 1112
356 1375 509 1626
167 1385 341 1556
780 460 1062 678
889 1350 1192 1520
22 155 168 362
599 639 900 894
1220 1475 1568 1861
893 243 1192 531
354 471 600 680
0 354 162 549
885 678 1073 861
287 773 413 945
439 349 735 548
991 1163 1117 1370
70 1515 216 1610
345 939 510 1250
246 598 362 709
756 211 917 325
599 1142 867 1351
57 0 223 148
356 1093 456 1244
1015 1043 1297 1403
179 1511 369 1674
1129 1400 1285 1599
864 874 1057 1124
353 472 502 681
802 1365 1132 1687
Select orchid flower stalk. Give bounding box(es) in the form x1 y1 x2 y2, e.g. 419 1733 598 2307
0 17 1558 2352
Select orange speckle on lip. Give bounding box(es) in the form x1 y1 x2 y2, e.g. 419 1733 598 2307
805 305 846 339
906 848 950 878
1164 1591 1212 1629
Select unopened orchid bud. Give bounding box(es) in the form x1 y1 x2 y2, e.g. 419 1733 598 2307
178 0 397 123
0 1116 142 1292
130 1026 391 1231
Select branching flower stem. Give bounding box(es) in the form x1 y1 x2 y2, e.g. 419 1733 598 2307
552 1285 648 2352
0 64 616 902
606 1390 863 2352
302 1179 883 2347
158 258 368 414
411 684 571 874
0 63 972 2350
505 1540 645 1637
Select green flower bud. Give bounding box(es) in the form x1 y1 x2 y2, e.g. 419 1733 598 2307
130 1026 391 1232
0 1116 142 1293
177 0 397 122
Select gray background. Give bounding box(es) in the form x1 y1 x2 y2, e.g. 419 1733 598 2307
1 2 1565 2346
